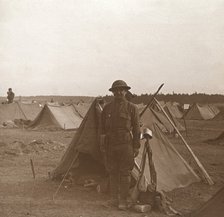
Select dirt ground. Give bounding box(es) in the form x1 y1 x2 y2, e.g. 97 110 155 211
0 120 224 217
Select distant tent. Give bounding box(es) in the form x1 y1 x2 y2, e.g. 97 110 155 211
162 106 185 131
144 107 185 134
212 110 224 121
139 107 169 133
208 104 220 116
18 102 42 120
0 102 41 124
28 104 83 130
0 102 26 124
72 102 91 118
158 101 166 107
164 102 183 119
184 103 219 120
52 99 200 192
186 186 224 217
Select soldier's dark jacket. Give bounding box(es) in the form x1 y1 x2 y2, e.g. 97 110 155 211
7 91 15 103
101 98 141 150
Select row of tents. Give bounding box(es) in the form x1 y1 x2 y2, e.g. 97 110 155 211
158 102 222 121
155 102 223 121
0 101 91 130
153 102 222 121
0 101 223 131
0 100 186 133
184 103 221 120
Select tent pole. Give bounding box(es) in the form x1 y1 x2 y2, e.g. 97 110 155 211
140 83 164 117
154 98 214 185
52 153 79 201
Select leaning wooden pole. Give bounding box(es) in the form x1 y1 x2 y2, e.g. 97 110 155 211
154 98 214 185
52 153 79 201
140 83 164 117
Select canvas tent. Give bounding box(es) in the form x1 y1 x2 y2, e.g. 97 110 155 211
208 104 220 116
186 186 224 217
17 102 43 120
163 106 185 131
184 103 219 120
52 99 200 192
0 101 42 125
28 104 83 130
164 102 183 119
134 122 199 191
72 102 91 118
212 110 224 121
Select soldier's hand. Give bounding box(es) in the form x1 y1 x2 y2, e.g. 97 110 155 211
133 148 139 158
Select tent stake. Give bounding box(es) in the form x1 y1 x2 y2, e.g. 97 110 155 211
30 159 36 179
154 98 214 185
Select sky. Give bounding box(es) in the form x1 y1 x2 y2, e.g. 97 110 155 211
0 0 224 96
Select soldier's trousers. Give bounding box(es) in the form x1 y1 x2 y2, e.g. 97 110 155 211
106 144 134 201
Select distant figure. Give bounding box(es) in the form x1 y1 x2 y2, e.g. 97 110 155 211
7 88 15 104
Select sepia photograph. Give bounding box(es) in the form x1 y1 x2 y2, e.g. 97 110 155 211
0 1 224 216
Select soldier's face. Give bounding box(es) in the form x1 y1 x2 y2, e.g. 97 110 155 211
112 88 127 99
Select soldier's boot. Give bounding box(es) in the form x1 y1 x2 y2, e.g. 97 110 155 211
118 175 131 211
